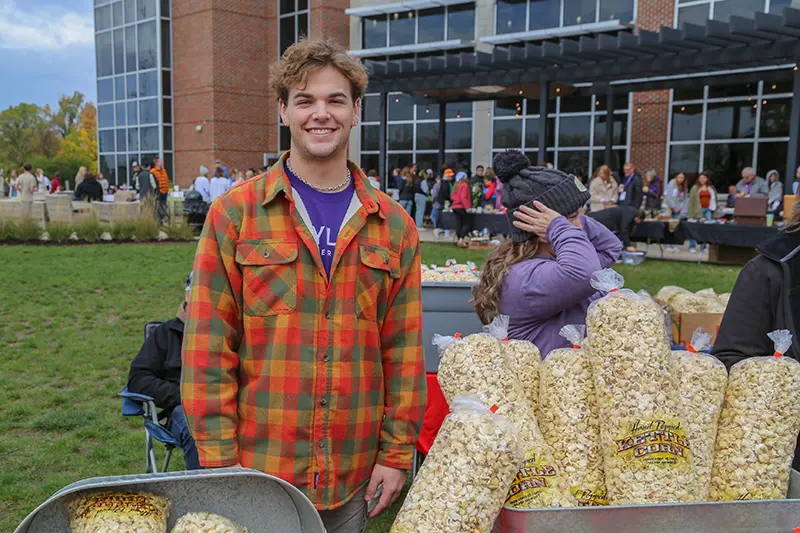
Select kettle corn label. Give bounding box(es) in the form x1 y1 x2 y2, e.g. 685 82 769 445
614 418 691 467
571 486 608 507
505 450 559 508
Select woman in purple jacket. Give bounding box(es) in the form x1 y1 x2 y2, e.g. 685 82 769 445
473 151 622 358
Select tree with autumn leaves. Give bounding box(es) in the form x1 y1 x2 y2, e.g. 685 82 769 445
0 91 97 188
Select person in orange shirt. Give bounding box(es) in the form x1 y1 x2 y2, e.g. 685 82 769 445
150 157 171 222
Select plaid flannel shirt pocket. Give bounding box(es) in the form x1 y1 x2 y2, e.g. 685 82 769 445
236 240 299 316
356 245 400 322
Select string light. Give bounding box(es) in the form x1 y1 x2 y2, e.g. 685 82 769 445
395 97 399 103
772 84 777 89
753 104 758 108
456 113 461 118
680 106 686 111
556 87 561 93
596 100 600 106
763 100 767 105
795 66 798 71
515 113 520 118
519 90 523 95
636 107 642 113
487 111 491 116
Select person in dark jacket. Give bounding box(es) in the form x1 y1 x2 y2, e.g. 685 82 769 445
127 274 201 469
74 173 104 202
713 203 800 466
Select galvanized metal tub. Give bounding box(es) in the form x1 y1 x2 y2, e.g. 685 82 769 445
493 469 800 533
15 467 325 533
422 280 483 372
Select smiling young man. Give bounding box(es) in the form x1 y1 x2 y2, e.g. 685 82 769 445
181 39 425 533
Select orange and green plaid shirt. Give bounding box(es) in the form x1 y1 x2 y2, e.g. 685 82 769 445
181 152 425 510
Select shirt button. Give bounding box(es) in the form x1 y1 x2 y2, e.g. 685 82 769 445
325 312 331 319
319 441 324 448
322 355 329 362
320 398 327 406
263 251 270 258
383 258 389 265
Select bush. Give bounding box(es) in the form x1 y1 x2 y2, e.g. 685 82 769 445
0 219 14 241
14 217 43 241
46 222 74 244
73 216 109 243
110 219 137 241
164 219 195 241
134 212 159 242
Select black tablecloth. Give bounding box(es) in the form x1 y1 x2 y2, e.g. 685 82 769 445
682 222 779 248
440 211 685 245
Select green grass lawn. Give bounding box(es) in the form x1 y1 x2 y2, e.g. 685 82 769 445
0 243 741 531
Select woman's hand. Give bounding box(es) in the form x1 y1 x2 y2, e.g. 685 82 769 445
513 201 562 239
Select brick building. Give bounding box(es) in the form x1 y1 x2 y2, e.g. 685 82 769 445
94 0 798 190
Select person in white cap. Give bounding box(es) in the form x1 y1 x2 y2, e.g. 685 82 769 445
194 166 211 203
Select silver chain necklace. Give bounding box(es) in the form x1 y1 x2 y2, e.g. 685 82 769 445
286 158 352 192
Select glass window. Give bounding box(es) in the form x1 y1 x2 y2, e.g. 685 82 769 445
418 8 445 43
447 102 473 119
757 142 788 179
98 104 115 129
559 91 592 113
114 76 125 101
162 70 171 97
594 93 630 111
161 20 171 68
137 21 157 69
677 4 710 28
99 130 115 152
593 114 627 146
388 93 413 121
771 0 793 14
163 126 172 151
417 103 438 119
494 98 524 117
708 83 753 99
703 143 754 186
362 94 381 122
673 87 705 101
525 150 540 165
112 2 123 26
160 0 169 17
525 117 541 147
298 13 308 40
124 0 135 24
600 0 635 21
128 127 140 151
760 98 791 138
764 79 790 95
388 123 413 150
127 101 138 125
705 101 756 140
117 159 128 187
363 16 387 49
496 0 526 34
279 125 291 151
138 0 155 20
446 123 471 149
671 104 703 141
96 5 112 31
446 152 471 172
362 125 380 151
668 145 700 178
116 128 127 152
361 154 380 176
447 4 475 40
99 155 112 180
139 98 158 124
557 151 590 176
162 99 172 124
713 0 760 22
389 11 415 47
139 70 158 97
125 26 137 73
564 0 597 25
493 119 523 148
140 126 159 151
96 32 113 77
416 154 440 174
558 116 591 147
116 102 126 126
529 0 560 30
280 0 295 15
416 122 440 150
98 79 114 103
388 153 413 171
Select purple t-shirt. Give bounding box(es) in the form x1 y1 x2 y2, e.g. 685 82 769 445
285 163 354 276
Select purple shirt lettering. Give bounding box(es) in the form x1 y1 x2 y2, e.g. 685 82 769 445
285 163 354 276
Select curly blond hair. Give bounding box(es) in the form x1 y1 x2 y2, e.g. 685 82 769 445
269 39 368 103
472 239 539 325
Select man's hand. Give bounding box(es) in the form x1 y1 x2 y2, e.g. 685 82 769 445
618 184 625 193
365 464 406 518
512 201 562 238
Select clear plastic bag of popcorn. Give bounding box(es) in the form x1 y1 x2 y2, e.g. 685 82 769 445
65 490 171 533
695 288 717 298
538 325 607 506
638 290 674 343
710 330 800 501
171 512 248 533
655 285 692 308
670 292 709 314
585 269 695 505
390 395 523 533
669 328 727 501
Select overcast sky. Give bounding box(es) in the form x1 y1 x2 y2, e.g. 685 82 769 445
0 0 96 111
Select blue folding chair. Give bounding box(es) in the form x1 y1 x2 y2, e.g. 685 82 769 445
119 321 180 473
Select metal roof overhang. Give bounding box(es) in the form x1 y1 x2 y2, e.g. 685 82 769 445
363 8 800 99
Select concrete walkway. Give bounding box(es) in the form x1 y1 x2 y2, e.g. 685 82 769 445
418 227 710 263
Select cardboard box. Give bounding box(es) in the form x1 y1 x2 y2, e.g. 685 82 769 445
785 195 797 219
670 311 724 346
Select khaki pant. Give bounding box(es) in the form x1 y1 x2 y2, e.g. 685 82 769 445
317 488 367 533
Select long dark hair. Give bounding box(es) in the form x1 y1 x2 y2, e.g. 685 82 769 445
472 239 539 324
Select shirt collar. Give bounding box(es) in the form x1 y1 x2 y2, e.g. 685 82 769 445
262 151 384 219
